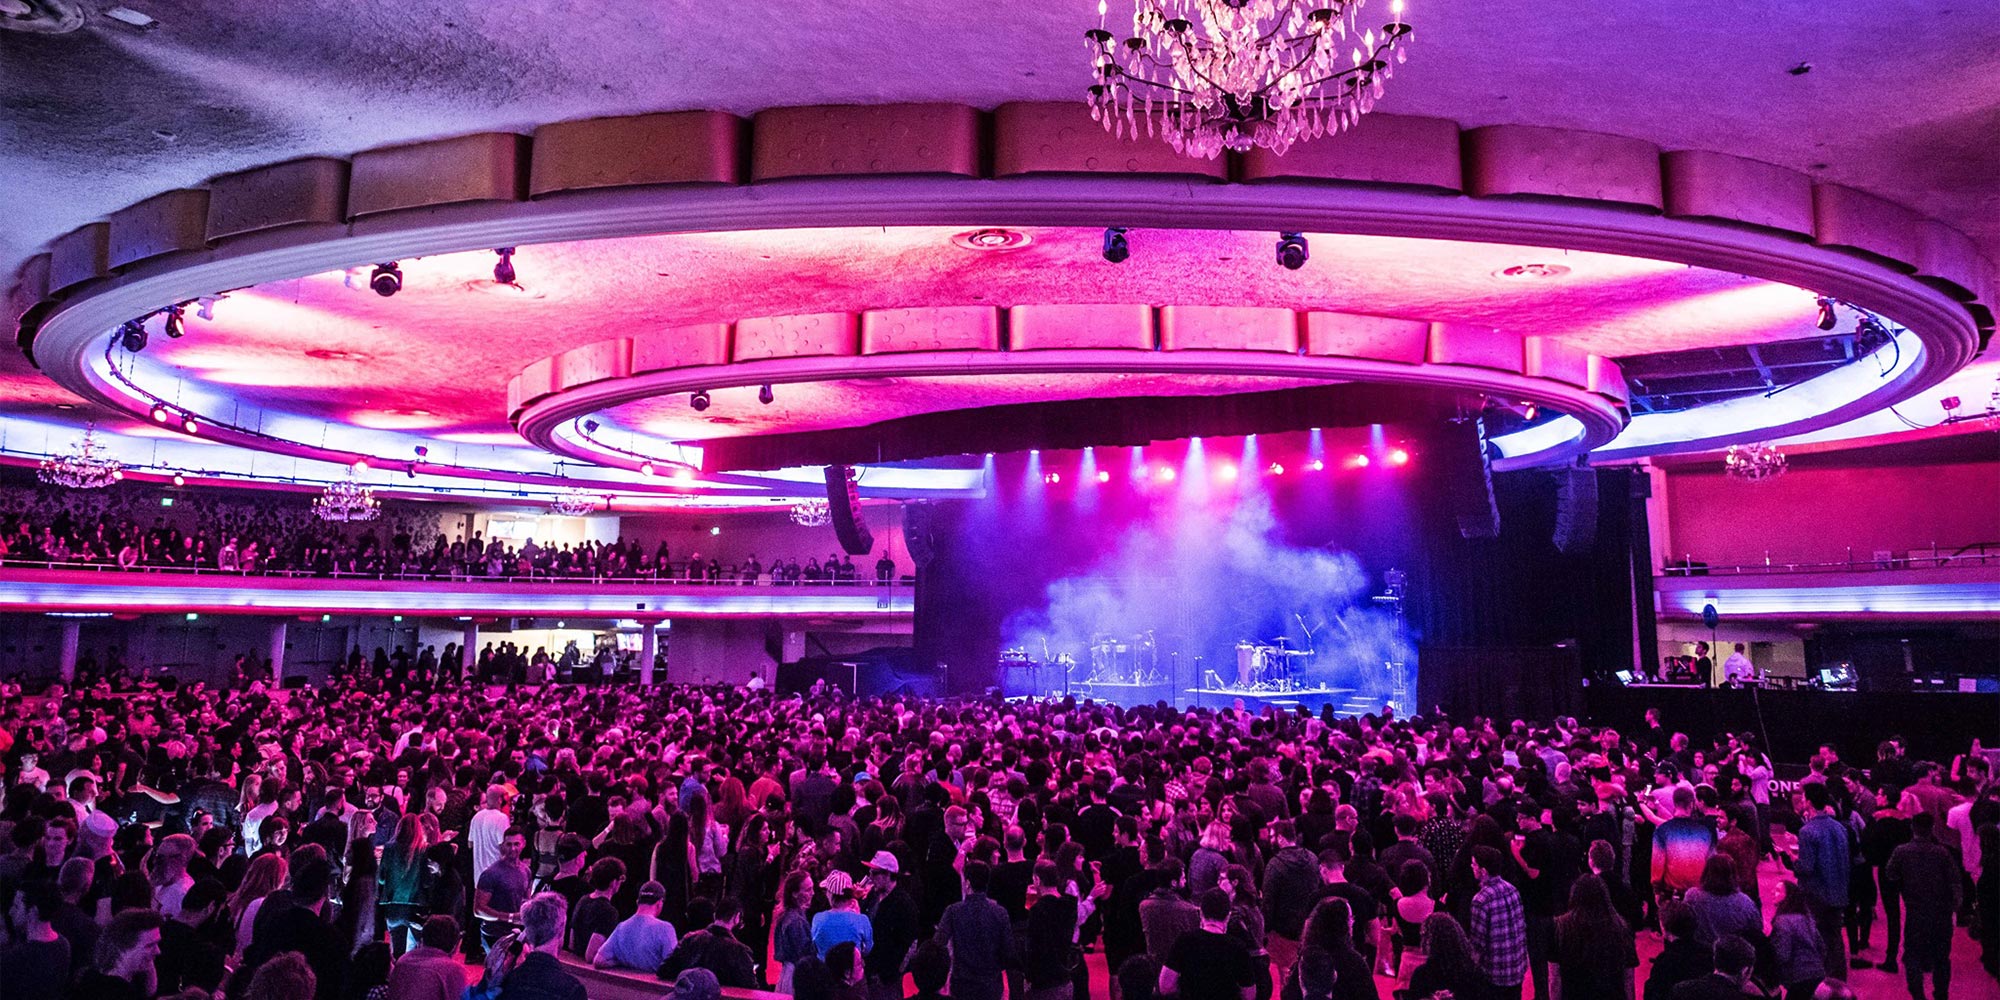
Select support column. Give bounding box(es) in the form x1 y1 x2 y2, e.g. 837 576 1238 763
57 619 80 685
463 621 480 679
268 620 288 685
640 622 658 686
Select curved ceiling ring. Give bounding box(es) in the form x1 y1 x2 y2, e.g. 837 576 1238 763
21 176 1982 478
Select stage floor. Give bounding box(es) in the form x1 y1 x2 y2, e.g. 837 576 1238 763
1186 685 1380 715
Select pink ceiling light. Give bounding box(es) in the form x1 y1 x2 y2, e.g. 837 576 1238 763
1086 0 1413 158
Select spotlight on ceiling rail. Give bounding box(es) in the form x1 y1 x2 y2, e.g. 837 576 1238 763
162 304 185 339
1276 232 1310 271
493 247 517 285
369 262 403 297
1102 227 1130 263
118 320 148 352
150 403 170 423
758 384 775 405
1815 295 1838 331
690 390 711 412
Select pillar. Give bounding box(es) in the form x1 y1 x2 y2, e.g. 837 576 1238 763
463 621 480 677
640 622 658 686
268 620 288 685
57 619 80 684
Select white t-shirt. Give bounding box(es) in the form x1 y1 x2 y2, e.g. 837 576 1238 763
469 807 510 881
1723 652 1756 683
241 802 278 856
1947 800 1980 875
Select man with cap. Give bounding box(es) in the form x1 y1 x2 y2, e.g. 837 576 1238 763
812 870 875 957
595 880 680 972
864 851 922 1000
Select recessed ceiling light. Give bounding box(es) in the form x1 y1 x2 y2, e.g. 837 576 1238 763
1495 263 1572 280
952 228 1033 252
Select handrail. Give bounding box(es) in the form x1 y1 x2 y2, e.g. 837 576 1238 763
0 558 907 588
1661 544 2000 577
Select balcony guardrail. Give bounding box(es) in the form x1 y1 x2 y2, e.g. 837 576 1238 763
1661 542 2000 577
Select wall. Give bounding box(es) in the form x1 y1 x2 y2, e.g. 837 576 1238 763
1660 459 2000 568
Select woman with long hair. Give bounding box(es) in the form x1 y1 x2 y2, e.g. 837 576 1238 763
772 869 818 993
1283 897 1375 1000
1406 914 1480 1000
336 834 379 958
1683 854 1759 949
1218 864 1272 1000
729 813 780 971
690 791 730 901
229 854 287 957
1551 874 1638 1000
379 813 428 955
1189 820 1232 898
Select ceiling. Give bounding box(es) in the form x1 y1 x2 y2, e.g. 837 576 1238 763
2 0 1996 472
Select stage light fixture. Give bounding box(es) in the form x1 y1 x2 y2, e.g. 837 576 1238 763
1350 454 1371 468
1388 448 1411 466
118 320 148 352
690 390 711 411
1102 227 1130 263
1523 401 1538 420
171 473 185 487
413 445 429 457
639 462 655 476
1307 459 1325 472
710 526 721 536
180 416 198 434
162 304 185 338
1276 232 1310 270
493 247 517 285
369 262 403 297
1097 470 1111 483
1044 472 1061 485
1268 462 1285 476
672 466 696 482
150 404 169 423
758 384 775 405
1217 463 1238 482
1815 296 1838 331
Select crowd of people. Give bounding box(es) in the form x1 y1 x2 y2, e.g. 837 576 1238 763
0 672 1994 1000
0 506 899 585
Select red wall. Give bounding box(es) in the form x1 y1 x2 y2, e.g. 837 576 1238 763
1664 459 2000 568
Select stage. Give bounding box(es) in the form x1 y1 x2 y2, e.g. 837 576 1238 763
1185 684 1373 715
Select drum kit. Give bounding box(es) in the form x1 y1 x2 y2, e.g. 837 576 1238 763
1234 637 1312 691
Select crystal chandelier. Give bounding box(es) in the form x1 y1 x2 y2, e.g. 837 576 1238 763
790 498 832 528
1723 442 1788 482
37 424 125 489
548 489 599 517
313 472 381 521
1085 0 1413 158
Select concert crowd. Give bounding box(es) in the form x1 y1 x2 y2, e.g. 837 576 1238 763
0 671 1994 1000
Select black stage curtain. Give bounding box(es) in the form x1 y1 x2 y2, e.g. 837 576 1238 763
1403 464 1652 718
1418 645 1584 721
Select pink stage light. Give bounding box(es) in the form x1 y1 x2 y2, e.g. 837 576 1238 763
1348 454 1371 469
1156 466 1176 482
1097 470 1111 483
1044 472 1061 484
1388 448 1411 466
1217 463 1238 482
1268 462 1285 476
1307 459 1325 472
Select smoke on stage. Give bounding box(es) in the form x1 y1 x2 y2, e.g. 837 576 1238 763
1001 492 1413 699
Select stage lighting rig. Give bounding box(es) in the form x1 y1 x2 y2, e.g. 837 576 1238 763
493 248 517 285
1102 227 1130 263
369 262 403 297
1276 232 1310 270
117 320 148 352
690 390 712 411
150 403 170 422
758 384 775 405
161 304 185 338
1815 296 1838 331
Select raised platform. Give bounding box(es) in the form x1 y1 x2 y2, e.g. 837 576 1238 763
1072 679 1175 706
1186 685 1372 715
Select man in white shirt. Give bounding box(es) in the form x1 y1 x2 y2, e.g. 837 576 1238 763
1946 796 1981 879
468 786 512 883
1721 643 1757 685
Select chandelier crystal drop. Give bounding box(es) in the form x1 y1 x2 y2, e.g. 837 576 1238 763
790 498 832 528
1723 442 1788 482
1085 0 1413 158
313 471 381 521
37 424 125 489
548 489 599 517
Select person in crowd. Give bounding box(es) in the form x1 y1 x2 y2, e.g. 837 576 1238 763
72 908 163 1000
1282 896 1375 1000
474 827 534 956
495 892 586 1000
567 856 624 961
1406 913 1481 1000
1551 873 1639 1000
594 879 679 972
1 881 73 1000
1468 845 1528 1000
1668 936 1758 1000
1682 855 1759 949
1142 858 1202 966
811 870 874 958
386 916 471 1000
1651 786 1716 900
1260 820 1322 976
1769 881 1828 1000
1885 812 1961 1000
1161 888 1257 1000
1791 782 1851 977
661 896 759 987
933 860 1014 1000
773 870 819 993
862 851 922 1000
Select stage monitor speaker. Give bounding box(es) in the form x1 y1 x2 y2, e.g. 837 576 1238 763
824 465 875 555
1444 417 1500 539
1553 466 1599 554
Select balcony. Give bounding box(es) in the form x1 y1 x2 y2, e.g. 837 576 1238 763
1656 549 2000 621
